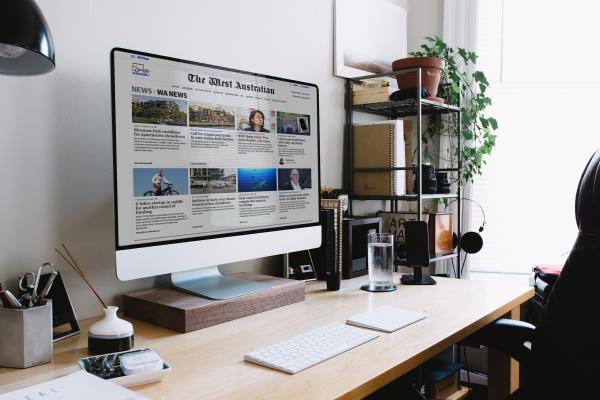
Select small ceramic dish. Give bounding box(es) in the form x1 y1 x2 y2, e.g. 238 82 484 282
78 348 171 387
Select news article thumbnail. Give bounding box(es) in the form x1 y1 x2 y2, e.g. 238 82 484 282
237 168 277 192
276 112 310 135
190 168 237 194
189 103 235 129
133 168 189 197
132 95 187 127
277 168 312 190
236 108 274 133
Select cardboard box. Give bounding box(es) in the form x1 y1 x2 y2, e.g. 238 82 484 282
352 86 395 105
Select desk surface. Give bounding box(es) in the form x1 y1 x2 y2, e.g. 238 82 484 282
0 277 532 400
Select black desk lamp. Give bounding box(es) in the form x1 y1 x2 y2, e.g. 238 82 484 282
0 0 55 75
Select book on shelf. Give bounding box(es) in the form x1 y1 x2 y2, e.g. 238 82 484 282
352 121 406 196
403 120 414 194
320 199 344 276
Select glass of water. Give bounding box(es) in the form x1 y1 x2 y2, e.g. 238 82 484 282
362 233 396 292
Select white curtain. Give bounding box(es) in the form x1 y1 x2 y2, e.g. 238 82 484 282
441 0 479 278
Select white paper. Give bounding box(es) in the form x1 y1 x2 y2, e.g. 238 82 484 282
0 370 150 400
346 306 427 333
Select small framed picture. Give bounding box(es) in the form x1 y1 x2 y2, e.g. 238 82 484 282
377 211 420 260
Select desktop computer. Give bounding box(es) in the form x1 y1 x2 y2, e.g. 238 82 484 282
111 48 321 300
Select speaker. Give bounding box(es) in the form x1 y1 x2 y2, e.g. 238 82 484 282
401 221 436 285
457 231 483 254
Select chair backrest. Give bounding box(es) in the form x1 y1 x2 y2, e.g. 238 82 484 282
530 149 600 398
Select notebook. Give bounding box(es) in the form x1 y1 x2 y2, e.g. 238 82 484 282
0 370 150 400
352 121 406 196
346 306 427 333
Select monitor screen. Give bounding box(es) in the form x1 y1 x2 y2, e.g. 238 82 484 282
111 49 320 250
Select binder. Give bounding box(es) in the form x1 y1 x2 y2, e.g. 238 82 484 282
352 121 406 196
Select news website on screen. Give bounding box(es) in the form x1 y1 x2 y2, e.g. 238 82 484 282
112 50 320 248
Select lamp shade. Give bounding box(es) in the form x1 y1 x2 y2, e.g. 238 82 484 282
0 0 55 75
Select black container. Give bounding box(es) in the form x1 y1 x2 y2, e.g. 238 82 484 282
326 271 341 291
436 172 451 194
414 164 437 194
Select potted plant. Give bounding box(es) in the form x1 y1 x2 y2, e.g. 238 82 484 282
406 36 498 184
391 56 445 98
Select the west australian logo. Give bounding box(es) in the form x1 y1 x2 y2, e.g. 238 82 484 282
132 63 150 76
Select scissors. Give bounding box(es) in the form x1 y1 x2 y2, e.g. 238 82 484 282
18 263 49 308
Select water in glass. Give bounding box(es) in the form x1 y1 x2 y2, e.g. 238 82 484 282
367 238 394 289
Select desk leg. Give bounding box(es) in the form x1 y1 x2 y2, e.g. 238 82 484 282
487 306 520 400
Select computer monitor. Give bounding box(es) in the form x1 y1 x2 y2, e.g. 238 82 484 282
110 48 321 299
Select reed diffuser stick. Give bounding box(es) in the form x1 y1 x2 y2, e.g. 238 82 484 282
54 245 108 309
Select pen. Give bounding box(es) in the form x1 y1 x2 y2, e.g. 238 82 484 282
31 264 43 305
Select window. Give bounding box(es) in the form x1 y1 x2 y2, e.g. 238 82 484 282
470 1 600 273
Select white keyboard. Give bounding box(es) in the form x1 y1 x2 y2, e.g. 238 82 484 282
244 322 379 374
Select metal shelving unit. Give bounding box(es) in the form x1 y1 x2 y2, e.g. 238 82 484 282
344 68 464 277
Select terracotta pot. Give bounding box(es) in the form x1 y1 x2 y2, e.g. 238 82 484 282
391 57 445 97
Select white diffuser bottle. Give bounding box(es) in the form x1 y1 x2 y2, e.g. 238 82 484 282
88 306 134 355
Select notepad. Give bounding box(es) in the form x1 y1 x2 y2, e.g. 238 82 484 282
0 370 150 400
346 306 427 333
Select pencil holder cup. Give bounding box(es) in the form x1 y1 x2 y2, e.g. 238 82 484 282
0 300 53 368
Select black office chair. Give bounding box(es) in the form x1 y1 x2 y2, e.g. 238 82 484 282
469 149 600 400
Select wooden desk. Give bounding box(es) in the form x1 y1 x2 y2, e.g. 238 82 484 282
0 277 532 400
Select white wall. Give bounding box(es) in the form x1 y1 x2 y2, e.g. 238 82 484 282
408 0 444 51
0 0 442 320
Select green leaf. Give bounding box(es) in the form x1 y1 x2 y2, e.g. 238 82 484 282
488 117 498 130
473 71 489 86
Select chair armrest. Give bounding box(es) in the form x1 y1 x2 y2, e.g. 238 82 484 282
465 318 535 365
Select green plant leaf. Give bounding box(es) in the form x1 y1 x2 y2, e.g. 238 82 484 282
473 71 489 86
488 117 498 130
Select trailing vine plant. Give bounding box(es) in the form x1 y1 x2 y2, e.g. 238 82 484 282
410 36 498 184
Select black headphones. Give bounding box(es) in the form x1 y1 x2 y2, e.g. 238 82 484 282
452 198 486 255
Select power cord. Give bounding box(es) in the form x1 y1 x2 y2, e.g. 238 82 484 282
460 256 468 278
450 259 458 279
306 249 316 271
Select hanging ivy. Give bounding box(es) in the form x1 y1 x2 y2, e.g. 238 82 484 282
410 36 498 184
